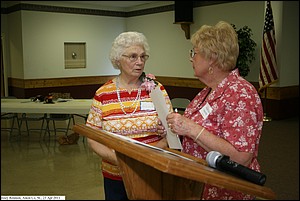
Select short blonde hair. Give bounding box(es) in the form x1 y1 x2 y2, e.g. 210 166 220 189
191 21 239 71
109 31 150 69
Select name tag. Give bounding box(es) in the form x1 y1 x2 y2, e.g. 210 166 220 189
199 102 212 119
140 101 155 111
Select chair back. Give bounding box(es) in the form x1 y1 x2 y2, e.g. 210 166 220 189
171 98 190 114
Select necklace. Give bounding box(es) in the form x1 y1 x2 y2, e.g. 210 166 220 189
116 76 141 115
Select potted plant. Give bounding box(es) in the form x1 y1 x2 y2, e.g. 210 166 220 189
232 24 257 77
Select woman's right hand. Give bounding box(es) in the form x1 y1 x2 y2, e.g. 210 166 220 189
157 119 167 138
166 112 193 137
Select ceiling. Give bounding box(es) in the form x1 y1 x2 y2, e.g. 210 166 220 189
1 1 174 11
74 1 157 8
65 1 164 10
63 1 175 11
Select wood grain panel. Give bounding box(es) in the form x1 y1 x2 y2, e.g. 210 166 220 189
260 85 299 100
8 77 299 100
156 76 206 89
73 124 276 200
9 76 114 88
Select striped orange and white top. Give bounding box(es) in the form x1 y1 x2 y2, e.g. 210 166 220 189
86 79 172 180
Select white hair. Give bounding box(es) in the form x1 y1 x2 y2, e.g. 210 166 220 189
109 31 150 69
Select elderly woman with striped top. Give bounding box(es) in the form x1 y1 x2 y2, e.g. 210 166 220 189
86 31 172 200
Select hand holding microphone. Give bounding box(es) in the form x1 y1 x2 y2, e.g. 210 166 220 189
206 151 266 186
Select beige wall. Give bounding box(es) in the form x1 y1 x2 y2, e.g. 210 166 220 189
22 12 124 78
1 1 299 87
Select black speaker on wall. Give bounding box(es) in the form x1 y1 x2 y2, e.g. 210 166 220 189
174 1 193 23
174 1 193 39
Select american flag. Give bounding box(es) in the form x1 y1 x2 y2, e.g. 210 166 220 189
259 1 279 92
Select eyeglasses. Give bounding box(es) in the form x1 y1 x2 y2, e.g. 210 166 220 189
122 54 149 62
190 49 197 58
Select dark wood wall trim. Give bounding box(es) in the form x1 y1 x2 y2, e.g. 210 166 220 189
261 85 299 100
157 76 206 89
8 76 115 88
1 2 234 16
8 76 299 100
7 76 299 120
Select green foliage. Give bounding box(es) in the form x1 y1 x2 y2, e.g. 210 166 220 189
232 24 257 77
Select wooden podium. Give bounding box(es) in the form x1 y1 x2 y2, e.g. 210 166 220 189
73 124 276 200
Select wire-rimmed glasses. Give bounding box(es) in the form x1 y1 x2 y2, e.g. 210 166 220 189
122 54 149 62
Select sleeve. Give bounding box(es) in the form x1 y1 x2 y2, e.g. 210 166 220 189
219 84 263 153
86 96 103 130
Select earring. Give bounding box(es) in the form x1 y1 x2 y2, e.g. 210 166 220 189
208 66 213 74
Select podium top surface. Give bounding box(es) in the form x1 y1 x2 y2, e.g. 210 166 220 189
73 124 276 200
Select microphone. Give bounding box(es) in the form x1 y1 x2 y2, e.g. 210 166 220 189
206 151 266 186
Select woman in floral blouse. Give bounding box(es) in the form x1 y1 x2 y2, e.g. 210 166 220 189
86 32 172 200
166 21 264 200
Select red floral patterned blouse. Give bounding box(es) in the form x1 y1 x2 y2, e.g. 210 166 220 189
182 69 264 200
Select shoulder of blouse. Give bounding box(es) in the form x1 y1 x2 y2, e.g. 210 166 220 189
95 79 115 94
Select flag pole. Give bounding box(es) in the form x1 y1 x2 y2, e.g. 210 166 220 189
260 1 277 122
263 87 272 122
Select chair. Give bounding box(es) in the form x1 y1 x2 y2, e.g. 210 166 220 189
171 98 190 114
44 92 75 138
45 114 75 137
18 113 47 137
1 96 21 139
12 95 47 138
1 113 20 137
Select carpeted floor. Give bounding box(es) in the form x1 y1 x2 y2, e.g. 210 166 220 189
258 116 299 200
